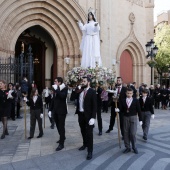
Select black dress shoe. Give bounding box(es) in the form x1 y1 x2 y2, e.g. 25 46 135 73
98 131 102 136
79 145 86 151
56 144 64 151
17 116 23 119
122 137 124 140
86 152 92 160
27 137 33 139
105 129 112 133
37 134 43 138
123 148 131 153
1 134 5 139
143 136 147 140
50 125 54 129
133 148 138 154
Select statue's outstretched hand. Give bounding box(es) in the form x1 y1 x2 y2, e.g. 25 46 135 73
94 23 98 26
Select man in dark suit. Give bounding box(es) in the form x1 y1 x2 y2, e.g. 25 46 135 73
48 77 68 151
75 77 97 160
96 84 103 135
139 89 154 141
118 88 142 154
106 77 126 140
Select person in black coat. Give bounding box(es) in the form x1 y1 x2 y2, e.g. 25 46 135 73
48 90 54 129
160 85 168 110
24 88 43 139
48 77 68 151
95 84 103 135
118 88 142 154
21 77 29 95
139 89 154 141
106 77 127 140
8 83 17 120
154 84 161 109
0 80 11 139
75 77 97 160
15 85 22 119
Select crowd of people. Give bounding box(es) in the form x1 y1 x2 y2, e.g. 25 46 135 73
0 76 170 160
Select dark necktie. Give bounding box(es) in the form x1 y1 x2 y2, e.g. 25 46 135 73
118 87 120 94
83 90 87 99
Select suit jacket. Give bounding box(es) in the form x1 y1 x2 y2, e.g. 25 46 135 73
120 98 142 121
75 88 97 120
111 86 127 109
139 96 154 114
49 86 68 115
26 96 43 113
96 87 102 106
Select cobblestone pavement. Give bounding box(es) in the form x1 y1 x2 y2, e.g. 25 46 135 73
0 103 170 170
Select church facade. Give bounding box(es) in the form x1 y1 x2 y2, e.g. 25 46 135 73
0 0 154 89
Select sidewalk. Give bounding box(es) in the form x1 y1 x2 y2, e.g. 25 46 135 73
0 104 170 170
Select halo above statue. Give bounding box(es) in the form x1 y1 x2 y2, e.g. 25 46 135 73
88 7 97 20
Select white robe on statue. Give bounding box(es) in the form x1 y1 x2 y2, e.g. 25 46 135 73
78 20 102 68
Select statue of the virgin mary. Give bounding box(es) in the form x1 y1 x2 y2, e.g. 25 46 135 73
77 8 102 68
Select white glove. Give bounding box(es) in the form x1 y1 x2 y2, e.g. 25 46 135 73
48 111 52 118
40 114 43 119
115 108 120 112
78 85 81 89
23 97 28 102
43 102 46 105
7 90 13 99
139 121 143 126
151 114 155 119
52 84 58 90
89 118 95 125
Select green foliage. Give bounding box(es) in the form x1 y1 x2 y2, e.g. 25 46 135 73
154 24 170 74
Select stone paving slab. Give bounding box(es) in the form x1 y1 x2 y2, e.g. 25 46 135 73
0 104 170 169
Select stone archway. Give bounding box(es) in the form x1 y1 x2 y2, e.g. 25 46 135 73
0 0 86 77
116 25 146 86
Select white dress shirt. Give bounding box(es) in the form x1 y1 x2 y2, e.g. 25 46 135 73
116 85 122 95
126 97 133 108
142 96 147 103
79 87 89 112
33 96 38 103
45 89 49 97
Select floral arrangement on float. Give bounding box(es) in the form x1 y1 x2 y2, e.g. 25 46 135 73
65 65 116 87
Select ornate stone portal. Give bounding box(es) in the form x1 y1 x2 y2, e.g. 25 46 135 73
0 0 154 86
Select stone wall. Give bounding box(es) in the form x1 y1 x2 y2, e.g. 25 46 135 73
0 0 154 86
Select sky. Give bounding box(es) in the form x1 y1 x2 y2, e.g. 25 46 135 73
154 0 170 21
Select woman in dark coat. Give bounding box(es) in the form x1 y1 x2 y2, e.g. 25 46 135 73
24 88 43 139
0 80 11 139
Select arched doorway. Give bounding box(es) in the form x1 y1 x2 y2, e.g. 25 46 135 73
120 50 133 84
15 26 56 92
0 0 86 81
